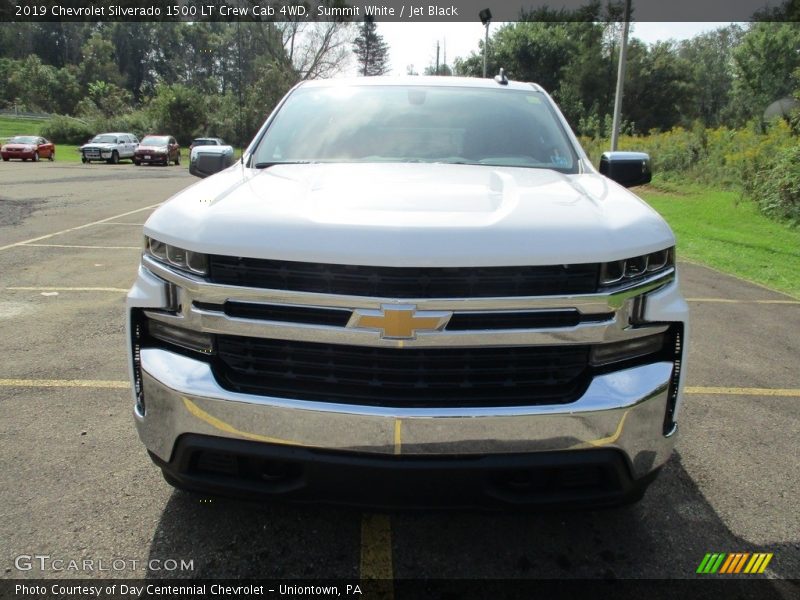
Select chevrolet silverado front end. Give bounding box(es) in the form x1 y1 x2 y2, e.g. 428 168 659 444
127 77 689 507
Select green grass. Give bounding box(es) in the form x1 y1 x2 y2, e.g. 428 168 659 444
640 180 800 299
0 116 45 138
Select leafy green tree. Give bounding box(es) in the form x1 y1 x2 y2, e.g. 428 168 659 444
730 22 800 124
79 32 123 88
677 25 744 127
352 18 390 76
147 83 206 144
623 40 694 133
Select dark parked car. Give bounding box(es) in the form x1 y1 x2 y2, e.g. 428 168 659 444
189 137 226 152
134 135 181 166
1 136 55 161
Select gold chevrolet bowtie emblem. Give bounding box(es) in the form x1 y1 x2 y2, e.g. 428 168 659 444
348 304 452 339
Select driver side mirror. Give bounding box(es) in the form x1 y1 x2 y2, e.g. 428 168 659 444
190 145 235 178
599 152 652 188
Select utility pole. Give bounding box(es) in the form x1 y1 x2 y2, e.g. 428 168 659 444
435 41 440 76
610 0 632 151
479 9 492 78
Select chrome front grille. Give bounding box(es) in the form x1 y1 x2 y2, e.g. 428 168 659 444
139 255 676 406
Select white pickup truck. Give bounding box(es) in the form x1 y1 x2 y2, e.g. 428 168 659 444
127 76 689 508
80 132 138 164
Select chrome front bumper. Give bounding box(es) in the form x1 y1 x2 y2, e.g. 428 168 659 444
135 348 677 480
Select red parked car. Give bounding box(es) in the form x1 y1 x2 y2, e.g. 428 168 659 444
1 136 55 161
134 135 181 166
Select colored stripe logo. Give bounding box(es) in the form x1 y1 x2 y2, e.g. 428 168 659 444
697 553 773 574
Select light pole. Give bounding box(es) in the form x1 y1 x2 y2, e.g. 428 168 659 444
610 0 632 151
479 9 492 78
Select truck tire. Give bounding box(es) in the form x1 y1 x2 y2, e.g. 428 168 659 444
108 150 119 165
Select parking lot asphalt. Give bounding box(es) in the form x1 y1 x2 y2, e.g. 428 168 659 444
0 161 798 591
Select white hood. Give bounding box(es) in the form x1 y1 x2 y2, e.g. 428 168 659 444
144 163 674 267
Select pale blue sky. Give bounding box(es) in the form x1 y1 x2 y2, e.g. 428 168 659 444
369 22 735 76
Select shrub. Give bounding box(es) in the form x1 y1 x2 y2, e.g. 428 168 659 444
40 115 94 145
748 146 800 224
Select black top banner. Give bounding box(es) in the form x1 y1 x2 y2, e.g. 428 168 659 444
0 0 797 23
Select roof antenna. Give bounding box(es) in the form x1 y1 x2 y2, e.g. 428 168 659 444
494 68 508 85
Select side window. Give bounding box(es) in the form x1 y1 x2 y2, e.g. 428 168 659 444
132 137 139 144
170 138 176 145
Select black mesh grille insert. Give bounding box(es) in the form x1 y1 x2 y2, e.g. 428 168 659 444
214 337 591 407
208 256 600 298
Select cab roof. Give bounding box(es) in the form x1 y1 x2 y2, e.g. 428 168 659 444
300 76 545 93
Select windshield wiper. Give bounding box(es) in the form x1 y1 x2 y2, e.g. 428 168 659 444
253 160 314 169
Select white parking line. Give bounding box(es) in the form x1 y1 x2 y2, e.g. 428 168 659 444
0 203 160 252
6 287 129 293
22 244 140 250
687 298 799 305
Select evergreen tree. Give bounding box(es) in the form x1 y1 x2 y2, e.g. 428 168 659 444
352 17 390 77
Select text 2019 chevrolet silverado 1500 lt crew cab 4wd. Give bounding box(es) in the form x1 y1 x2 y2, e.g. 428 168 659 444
127 76 689 508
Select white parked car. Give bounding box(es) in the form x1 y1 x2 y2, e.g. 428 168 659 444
128 76 689 508
80 132 138 164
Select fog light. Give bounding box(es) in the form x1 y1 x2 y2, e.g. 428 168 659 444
147 320 214 354
590 333 665 366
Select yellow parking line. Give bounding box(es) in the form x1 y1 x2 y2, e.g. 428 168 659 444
685 386 800 397
7 286 129 293
0 203 160 252
0 379 129 389
21 243 140 250
2 378 796 399
361 513 394 596
687 298 799 305
393 420 402 455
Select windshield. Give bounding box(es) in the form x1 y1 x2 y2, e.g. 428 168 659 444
11 136 38 144
141 136 169 146
252 85 578 173
192 139 217 146
91 135 118 143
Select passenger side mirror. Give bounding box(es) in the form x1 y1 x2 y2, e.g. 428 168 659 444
599 152 652 188
190 145 235 178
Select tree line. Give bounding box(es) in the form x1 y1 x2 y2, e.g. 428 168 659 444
453 3 800 136
0 20 354 145
0 4 798 143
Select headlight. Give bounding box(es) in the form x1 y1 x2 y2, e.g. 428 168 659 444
599 247 674 286
144 236 208 275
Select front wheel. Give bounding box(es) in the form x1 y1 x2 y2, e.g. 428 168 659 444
174 153 180 166
81 155 88 164
48 150 54 161
33 152 39 162
109 150 119 165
